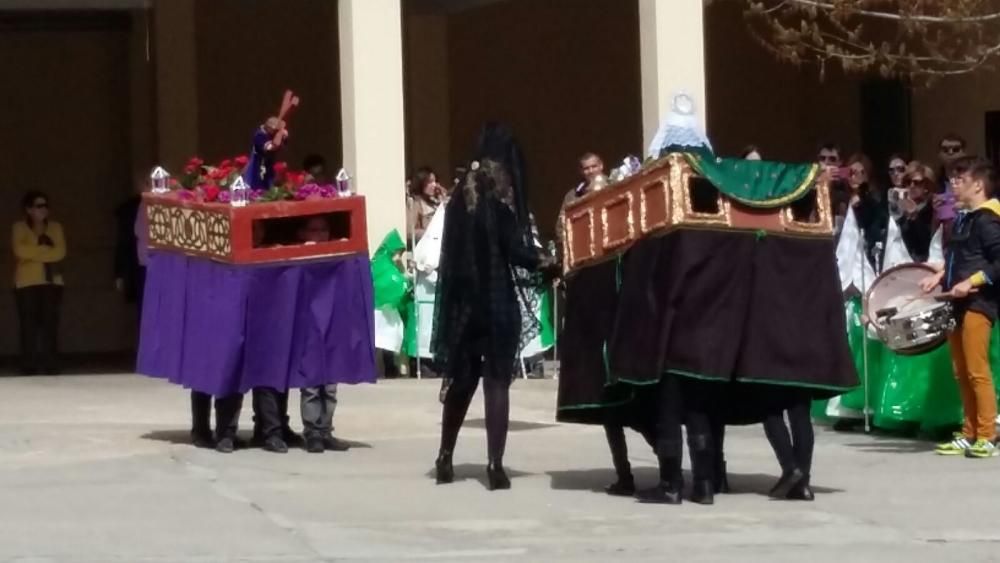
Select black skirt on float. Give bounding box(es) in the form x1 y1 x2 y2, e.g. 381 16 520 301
558 228 857 426
555 259 657 434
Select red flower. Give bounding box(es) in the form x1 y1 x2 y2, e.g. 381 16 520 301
274 161 288 176
234 155 249 167
220 159 232 168
203 184 221 202
187 156 204 167
184 164 196 175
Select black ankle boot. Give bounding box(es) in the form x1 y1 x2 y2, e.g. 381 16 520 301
191 428 215 449
788 475 815 501
435 452 454 484
215 436 235 454
635 481 683 505
605 475 636 496
769 468 805 499
486 460 511 490
263 436 288 454
691 480 715 505
714 460 731 494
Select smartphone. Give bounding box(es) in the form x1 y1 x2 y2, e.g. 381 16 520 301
934 192 957 221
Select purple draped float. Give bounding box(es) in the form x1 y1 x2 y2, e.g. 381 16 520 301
137 251 376 396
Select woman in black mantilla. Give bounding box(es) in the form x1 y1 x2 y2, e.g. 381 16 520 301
432 124 555 490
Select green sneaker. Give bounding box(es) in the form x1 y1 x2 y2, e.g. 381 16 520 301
936 434 972 455
965 439 999 459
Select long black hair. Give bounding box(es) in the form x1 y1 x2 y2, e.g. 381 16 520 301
474 122 531 245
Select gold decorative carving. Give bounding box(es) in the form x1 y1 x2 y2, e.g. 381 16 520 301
640 179 670 234
780 177 834 235
601 192 635 250
148 203 231 259
567 208 596 269
671 155 731 227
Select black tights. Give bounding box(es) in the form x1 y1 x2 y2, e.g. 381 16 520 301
763 400 814 476
654 375 684 486
439 375 512 462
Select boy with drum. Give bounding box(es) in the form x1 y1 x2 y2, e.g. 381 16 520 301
921 157 1000 458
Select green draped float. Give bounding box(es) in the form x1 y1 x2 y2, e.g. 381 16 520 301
815 297 1000 434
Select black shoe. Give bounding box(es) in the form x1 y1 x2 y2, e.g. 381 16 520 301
487 461 511 491
19 367 37 376
282 427 304 448
215 437 235 454
305 436 325 454
191 429 215 449
788 476 815 501
263 436 288 454
690 480 715 505
435 453 454 484
635 481 683 505
605 476 636 497
714 461 731 494
322 435 350 452
769 468 805 499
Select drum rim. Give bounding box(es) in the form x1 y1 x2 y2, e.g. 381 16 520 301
863 261 938 322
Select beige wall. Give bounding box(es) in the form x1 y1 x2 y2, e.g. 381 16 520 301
445 0 643 239
404 12 451 185
195 0 342 169
912 74 1000 164
0 15 136 356
704 0 862 161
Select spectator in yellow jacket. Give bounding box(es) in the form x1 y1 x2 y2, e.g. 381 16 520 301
12 191 66 374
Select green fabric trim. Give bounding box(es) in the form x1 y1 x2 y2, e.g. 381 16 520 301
615 377 661 386
668 369 856 393
557 397 636 411
683 149 819 209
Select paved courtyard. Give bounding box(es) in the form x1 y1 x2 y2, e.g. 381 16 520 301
0 374 995 562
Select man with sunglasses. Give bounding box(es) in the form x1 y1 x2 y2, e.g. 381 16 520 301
934 134 967 242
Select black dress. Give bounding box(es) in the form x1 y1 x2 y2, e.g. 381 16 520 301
431 167 541 383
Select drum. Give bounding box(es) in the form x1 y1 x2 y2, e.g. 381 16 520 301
864 263 956 355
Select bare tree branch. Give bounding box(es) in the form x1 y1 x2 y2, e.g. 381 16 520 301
739 0 1000 78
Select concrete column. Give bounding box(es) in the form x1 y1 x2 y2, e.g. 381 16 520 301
152 0 198 172
638 0 707 148
339 0 407 250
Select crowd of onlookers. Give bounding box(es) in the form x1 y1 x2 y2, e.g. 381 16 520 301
814 134 969 268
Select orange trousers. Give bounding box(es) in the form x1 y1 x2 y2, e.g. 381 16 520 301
949 311 997 442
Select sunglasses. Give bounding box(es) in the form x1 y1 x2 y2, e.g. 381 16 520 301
906 178 926 186
818 155 839 163
940 145 963 155
889 165 906 174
